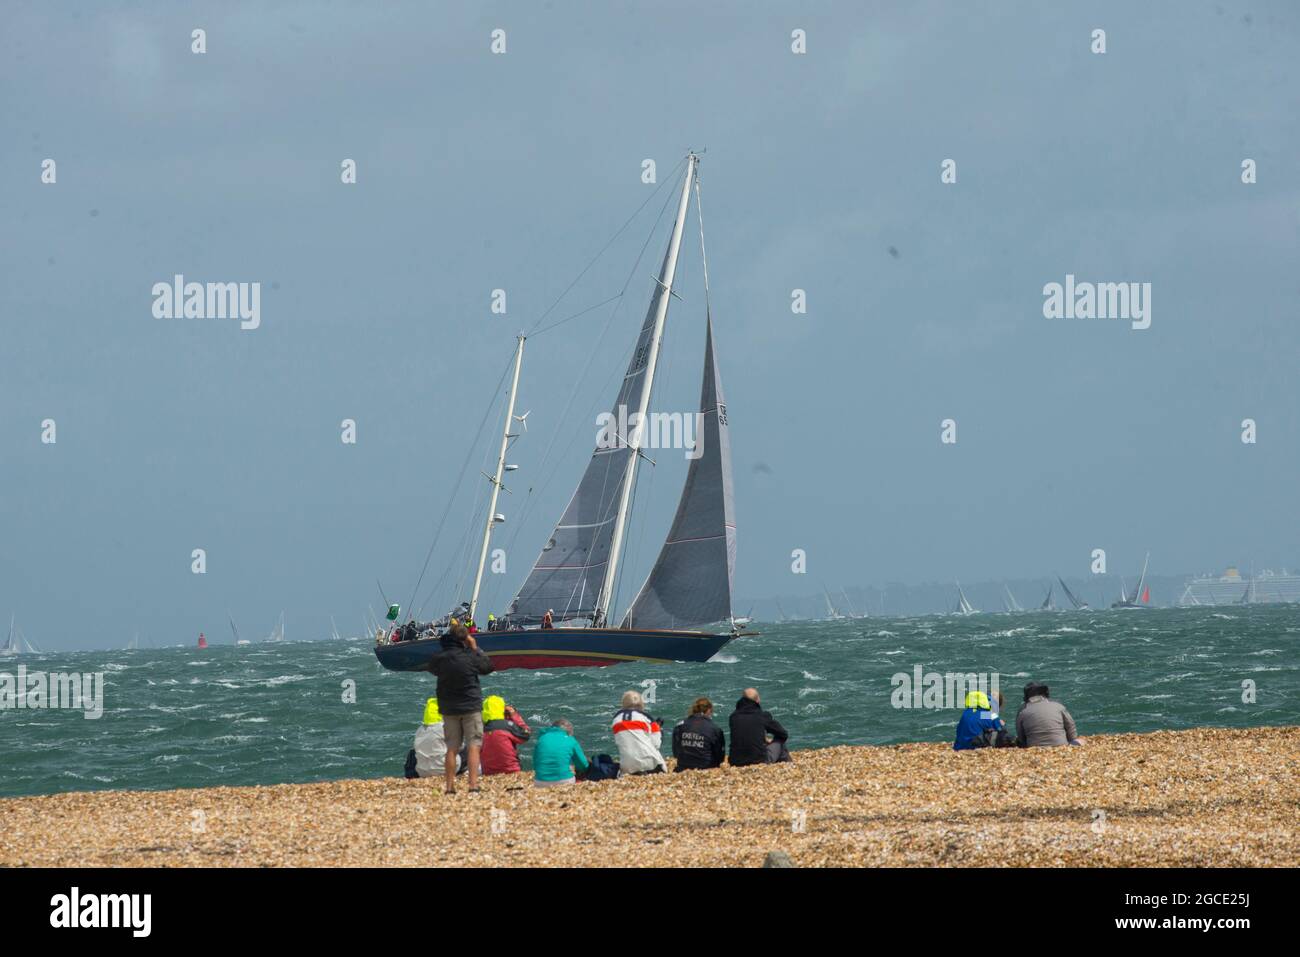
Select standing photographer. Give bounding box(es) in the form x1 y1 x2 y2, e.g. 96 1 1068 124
426 622 495 794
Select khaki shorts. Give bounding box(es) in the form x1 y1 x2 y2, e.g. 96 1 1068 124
444 712 484 752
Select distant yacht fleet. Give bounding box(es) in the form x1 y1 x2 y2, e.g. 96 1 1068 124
779 551 1300 620
5 556 1296 654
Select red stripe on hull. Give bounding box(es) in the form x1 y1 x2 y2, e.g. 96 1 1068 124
489 654 618 671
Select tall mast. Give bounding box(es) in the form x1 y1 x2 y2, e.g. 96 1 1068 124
596 154 698 625
470 334 526 620
1135 551 1150 599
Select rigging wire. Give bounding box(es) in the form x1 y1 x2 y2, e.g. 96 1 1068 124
401 351 514 622
528 293 624 338
525 155 687 338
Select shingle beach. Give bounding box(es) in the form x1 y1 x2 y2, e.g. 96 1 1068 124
4 727 1296 867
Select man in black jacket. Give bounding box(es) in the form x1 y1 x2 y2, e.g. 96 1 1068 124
672 697 726 771
426 622 494 794
728 688 790 767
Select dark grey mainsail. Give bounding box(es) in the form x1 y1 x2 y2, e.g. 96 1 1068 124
508 268 679 623
510 159 698 625
621 317 736 629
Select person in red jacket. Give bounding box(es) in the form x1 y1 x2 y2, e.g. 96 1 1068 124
480 694 531 775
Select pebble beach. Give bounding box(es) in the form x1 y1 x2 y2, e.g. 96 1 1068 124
3 726 1296 868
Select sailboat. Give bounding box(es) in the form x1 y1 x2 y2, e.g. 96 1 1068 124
330 616 344 641
839 587 867 620
820 587 847 621
1057 576 1090 610
229 614 250 646
1039 584 1056 611
3 616 39 656
1111 553 1152 609
1236 564 1259 605
265 612 285 642
377 154 747 673
1002 584 1023 613
954 581 977 616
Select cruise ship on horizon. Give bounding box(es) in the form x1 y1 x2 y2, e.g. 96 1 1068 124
1177 565 1300 606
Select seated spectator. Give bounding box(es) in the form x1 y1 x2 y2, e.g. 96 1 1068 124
533 718 589 788
953 690 1009 750
1016 681 1083 747
728 688 790 766
405 697 465 779
481 694 531 775
612 690 667 775
672 697 725 771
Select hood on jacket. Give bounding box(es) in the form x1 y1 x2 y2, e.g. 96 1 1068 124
734 696 763 713
422 697 443 724
482 695 506 722
964 690 991 710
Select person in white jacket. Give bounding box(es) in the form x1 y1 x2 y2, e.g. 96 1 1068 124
611 690 667 775
410 698 462 778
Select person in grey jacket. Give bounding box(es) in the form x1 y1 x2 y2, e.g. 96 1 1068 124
1015 681 1083 747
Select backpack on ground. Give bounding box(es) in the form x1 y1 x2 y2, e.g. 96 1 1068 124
582 753 620 781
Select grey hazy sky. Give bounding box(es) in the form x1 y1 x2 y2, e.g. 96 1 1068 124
3 2 1297 649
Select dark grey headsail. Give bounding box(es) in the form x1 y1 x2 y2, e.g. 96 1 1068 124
1057 576 1089 609
508 277 675 624
621 317 736 630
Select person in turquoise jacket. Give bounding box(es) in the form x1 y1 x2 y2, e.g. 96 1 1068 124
533 719 589 787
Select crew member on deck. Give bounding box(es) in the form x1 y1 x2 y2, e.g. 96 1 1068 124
541 609 554 630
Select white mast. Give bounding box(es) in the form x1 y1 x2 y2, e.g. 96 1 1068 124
595 154 698 626
470 334 526 621
1134 551 1150 601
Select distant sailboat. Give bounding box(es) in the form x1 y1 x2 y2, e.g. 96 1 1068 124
1040 584 1056 611
1057 576 1090 610
330 615 344 641
1237 577 1257 605
954 581 977 616
1002 584 1023 613
840 588 864 619
3 616 38 656
821 587 846 621
265 612 285 642
1112 553 1152 609
229 614 250 646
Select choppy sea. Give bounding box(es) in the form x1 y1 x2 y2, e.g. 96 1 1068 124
1 605 1296 798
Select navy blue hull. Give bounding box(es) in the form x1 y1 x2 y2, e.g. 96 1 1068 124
373 627 737 672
